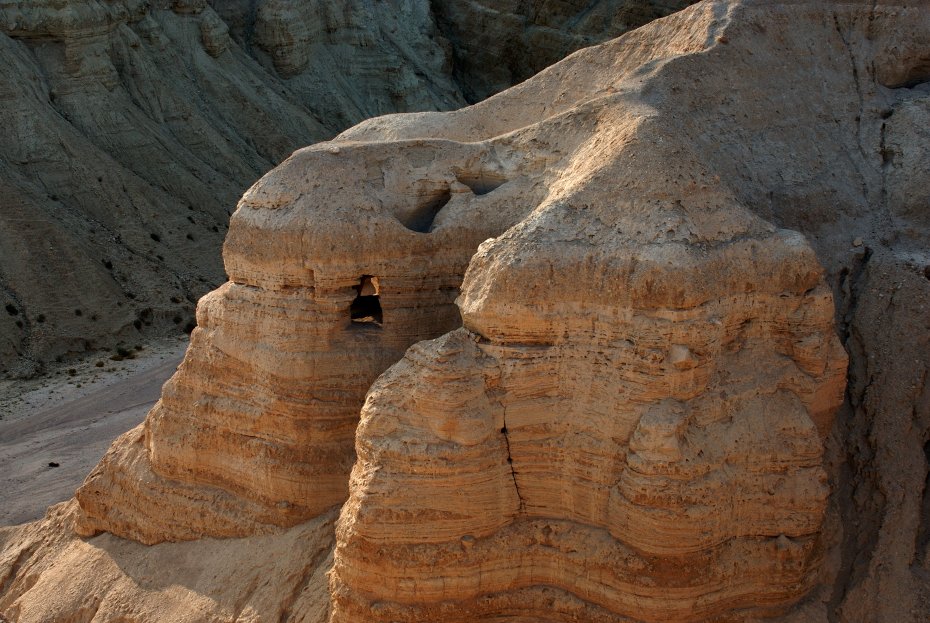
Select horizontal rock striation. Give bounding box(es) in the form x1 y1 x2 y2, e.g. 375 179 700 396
6 1 930 622
330 1 888 620
75 137 554 543
333 255 844 620
4 0 698 375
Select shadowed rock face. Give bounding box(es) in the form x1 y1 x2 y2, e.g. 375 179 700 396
0 0 694 378
4 2 930 622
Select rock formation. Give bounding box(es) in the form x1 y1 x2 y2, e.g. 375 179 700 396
74 139 549 543
0 0 323 377
3 1 930 622
0 0 691 378
429 0 694 102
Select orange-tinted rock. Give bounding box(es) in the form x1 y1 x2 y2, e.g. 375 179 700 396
6 2 930 622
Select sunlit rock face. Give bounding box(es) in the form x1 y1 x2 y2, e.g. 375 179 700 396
75 130 553 543
7 1 930 622
79 1 870 617
0 0 695 377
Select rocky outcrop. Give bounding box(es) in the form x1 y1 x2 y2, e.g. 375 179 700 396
328 4 851 618
0 501 336 623
430 0 695 102
4 1 930 622
0 0 692 378
75 139 550 543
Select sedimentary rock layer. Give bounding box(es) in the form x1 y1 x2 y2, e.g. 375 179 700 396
88 1 851 618
0 0 690 377
75 136 555 542
4 1 930 622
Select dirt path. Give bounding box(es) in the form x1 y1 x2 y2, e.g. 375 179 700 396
0 347 186 526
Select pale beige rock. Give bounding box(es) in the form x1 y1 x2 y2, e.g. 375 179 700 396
0 501 335 623
73 136 551 543
3 0 688 376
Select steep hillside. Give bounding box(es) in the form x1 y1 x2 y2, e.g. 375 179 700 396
0 0 692 378
2 1 929 622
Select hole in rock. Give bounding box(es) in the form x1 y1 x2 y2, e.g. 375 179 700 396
455 170 508 196
350 276 382 327
882 56 930 89
399 187 451 233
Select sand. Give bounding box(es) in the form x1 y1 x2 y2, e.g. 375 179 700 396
0 338 187 526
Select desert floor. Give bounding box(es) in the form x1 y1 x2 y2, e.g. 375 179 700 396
0 339 187 526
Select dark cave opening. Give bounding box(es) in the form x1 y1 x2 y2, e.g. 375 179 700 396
350 276 382 327
400 187 452 233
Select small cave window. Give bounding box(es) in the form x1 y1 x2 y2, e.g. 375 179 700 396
455 170 507 196
350 276 382 327
400 186 451 233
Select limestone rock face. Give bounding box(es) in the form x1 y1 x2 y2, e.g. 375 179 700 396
327 6 849 618
74 135 552 543
82 0 852 618
5 1 930 622
1 0 693 377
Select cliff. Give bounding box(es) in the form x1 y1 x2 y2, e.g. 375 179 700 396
2 1 930 622
0 0 691 377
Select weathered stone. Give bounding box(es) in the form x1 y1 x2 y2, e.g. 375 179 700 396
4 2 930 623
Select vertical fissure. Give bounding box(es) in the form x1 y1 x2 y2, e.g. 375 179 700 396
915 437 930 563
500 409 525 512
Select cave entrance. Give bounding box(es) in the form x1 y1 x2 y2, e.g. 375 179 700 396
350 276 382 327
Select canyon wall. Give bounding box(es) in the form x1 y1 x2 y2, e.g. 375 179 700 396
2 1 930 622
0 0 692 377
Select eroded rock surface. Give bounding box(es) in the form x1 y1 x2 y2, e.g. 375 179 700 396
3 1 930 622
75 139 550 543
0 0 690 377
